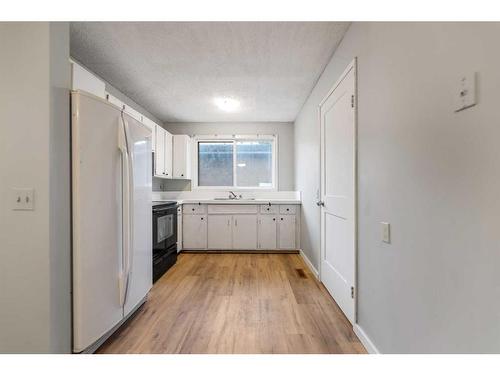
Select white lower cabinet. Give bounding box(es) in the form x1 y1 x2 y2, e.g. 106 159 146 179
208 215 232 249
258 215 277 250
182 215 207 249
182 204 299 251
233 215 258 249
278 215 296 250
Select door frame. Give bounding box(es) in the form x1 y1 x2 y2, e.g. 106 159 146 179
318 57 358 323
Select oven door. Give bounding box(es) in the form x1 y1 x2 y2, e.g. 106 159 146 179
153 206 178 252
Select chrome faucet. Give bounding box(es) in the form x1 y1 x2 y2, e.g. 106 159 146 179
228 191 238 200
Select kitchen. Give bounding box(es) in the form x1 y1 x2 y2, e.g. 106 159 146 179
68 23 343 354
3 9 500 365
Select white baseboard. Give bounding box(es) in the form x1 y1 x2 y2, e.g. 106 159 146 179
353 324 380 354
299 249 319 279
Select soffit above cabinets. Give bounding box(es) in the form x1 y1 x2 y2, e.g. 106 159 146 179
70 22 350 123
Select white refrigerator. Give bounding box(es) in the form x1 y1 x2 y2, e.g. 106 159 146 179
71 91 152 353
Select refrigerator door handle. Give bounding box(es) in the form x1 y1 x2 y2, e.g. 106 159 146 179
123 117 134 299
118 115 131 308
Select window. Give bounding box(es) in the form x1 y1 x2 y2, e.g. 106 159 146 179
198 142 233 186
195 136 276 189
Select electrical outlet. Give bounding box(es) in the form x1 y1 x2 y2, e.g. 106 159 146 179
11 188 35 211
381 222 390 243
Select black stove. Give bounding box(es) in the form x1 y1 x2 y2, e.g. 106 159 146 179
152 201 178 283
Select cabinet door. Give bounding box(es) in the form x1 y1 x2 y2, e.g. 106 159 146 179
177 207 182 252
207 215 232 250
278 216 296 250
182 215 207 249
72 62 106 98
258 215 277 250
173 135 191 179
164 131 173 178
150 122 156 153
155 126 166 177
232 215 257 250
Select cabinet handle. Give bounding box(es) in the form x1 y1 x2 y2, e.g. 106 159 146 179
273 218 276 221
235 219 238 226
192 208 195 211
201 217 204 221
280 218 283 221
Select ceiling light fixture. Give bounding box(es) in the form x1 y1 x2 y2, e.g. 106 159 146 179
214 97 240 112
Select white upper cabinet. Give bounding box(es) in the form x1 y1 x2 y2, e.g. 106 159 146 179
154 126 174 179
164 131 173 178
71 61 106 99
173 135 191 179
142 117 156 152
155 126 166 177
123 105 143 123
105 93 125 111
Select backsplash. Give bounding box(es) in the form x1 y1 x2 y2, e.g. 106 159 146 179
153 177 191 192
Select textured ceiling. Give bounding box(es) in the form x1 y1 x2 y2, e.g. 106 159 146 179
70 22 350 123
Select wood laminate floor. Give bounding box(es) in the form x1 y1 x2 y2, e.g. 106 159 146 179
98 253 366 354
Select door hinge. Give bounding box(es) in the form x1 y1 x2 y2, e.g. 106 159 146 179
351 95 355 108
351 286 355 299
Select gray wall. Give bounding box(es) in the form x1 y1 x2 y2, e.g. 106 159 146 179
163 122 294 191
0 22 71 353
294 22 500 353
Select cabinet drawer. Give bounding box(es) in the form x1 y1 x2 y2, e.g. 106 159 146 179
184 204 206 214
279 205 296 215
260 204 279 214
207 204 258 214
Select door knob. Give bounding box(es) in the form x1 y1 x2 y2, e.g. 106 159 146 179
316 201 325 207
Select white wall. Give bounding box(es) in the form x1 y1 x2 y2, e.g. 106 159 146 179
295 22 500 353
164 122 294 191
0 22 71 353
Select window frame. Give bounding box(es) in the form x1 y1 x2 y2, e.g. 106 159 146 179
192 134 278 191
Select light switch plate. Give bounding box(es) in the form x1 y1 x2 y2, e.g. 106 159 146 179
454 73 476 112
381 222 390 243
11 188 35 210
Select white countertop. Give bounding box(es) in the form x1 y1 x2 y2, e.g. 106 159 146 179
155 199 301 205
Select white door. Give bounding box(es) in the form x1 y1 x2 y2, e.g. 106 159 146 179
258 215 277 249
183 215 207 249
233 215 257 249
164 131 173 178
208 215 232 249
122 114 152 317
278 216 296 250
71 92 124 353
155 126 166 177
319 59 357 324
